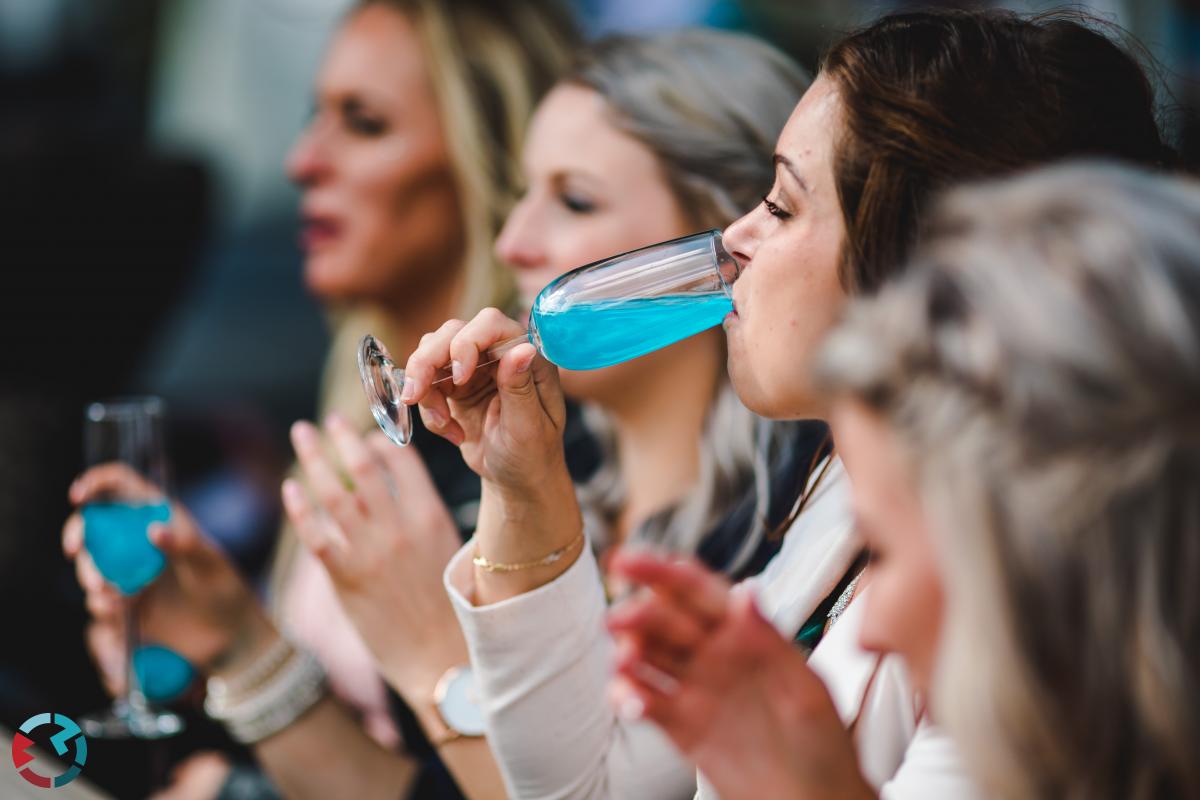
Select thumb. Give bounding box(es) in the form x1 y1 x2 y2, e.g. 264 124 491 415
148 514 208 568
495 343 562 429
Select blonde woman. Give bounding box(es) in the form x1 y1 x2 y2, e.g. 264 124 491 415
63 1 576 798
820 162 1200 799
279 27 815 799
614 162 1200 799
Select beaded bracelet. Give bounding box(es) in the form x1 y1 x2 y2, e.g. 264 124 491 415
205 644 328 744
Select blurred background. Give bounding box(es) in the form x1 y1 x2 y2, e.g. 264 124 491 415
2 0 1196 796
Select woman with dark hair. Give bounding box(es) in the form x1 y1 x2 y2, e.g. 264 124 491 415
400 9 1172 799
617 162 1200 799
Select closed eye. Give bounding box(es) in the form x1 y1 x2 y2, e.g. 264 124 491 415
761 194 793 220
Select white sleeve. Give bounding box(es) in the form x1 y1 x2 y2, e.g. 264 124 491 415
444 539 697 800
879 720 983 800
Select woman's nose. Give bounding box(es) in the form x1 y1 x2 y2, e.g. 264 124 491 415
285 124 330 187
722 209 758 272
495 202 545 270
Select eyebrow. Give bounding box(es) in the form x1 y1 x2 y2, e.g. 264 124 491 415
773 154 810 195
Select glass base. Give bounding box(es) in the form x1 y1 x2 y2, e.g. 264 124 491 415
80 701 184 740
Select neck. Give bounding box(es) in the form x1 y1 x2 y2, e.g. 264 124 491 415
604 330 724 545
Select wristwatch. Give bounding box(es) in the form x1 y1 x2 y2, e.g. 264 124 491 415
432 665 486 744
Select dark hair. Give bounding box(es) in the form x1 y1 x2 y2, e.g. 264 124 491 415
822 9 1173 294
774 8 1173 540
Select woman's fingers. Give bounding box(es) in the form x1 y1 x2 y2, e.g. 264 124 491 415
63 512 83 558
69 462 163 505
324 413 394 524
610 551 731 626
402 319 466 404
448 308 528 387
77 553 123 620
281 478 348 572
608 590 711 665
418 399 464 447
366 431 456 536
290 420 364 533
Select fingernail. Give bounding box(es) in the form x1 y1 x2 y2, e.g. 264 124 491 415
618 693 645 720
400 382 415 403
148 523 168 546
281 479 302 507
451 360 464 385
425 407 446 428
517 354 533 374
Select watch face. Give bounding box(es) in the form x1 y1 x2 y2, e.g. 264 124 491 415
438 667 486 737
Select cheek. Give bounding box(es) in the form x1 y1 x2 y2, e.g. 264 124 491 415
346 152 461 290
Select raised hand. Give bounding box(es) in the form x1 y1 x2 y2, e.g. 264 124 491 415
607 551 874 800
401 309 583 603
283 414 468 701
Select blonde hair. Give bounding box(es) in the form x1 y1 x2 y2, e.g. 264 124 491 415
564 30 811 568
270 0 579 601
816 162 1200 799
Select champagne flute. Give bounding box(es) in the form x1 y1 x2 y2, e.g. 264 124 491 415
78 397 184 739
360 229 740 446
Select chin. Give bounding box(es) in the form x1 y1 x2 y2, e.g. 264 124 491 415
303 258 360 302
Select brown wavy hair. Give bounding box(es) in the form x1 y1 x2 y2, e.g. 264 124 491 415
821 9 1173 295
774 8 1173 539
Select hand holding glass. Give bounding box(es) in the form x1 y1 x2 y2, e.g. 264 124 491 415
79 397 184 739
359 229 739 446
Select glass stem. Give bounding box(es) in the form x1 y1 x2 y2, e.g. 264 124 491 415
124 594 147 716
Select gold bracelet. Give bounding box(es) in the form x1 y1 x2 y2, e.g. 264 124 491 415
472 533 584 573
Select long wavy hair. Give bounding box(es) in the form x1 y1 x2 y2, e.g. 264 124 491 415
271 0 579 601
817 163 1200 799
561 30 812 571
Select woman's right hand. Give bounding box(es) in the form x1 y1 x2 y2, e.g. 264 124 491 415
401 308 568 496
63 463 276 676
403 308 583 602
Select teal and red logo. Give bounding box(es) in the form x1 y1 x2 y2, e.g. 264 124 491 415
11 713 87 789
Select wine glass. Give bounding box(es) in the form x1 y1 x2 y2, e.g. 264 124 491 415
359 228 739 445
78 397 184 739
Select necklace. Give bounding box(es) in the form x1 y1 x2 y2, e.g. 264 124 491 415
826 569 865 629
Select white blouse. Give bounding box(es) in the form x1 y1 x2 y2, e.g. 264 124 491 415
444 458 979 799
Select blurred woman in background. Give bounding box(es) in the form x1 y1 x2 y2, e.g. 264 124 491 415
65 1 577 798
280 27 815 800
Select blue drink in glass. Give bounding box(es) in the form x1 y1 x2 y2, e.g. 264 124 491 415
531 294 733 370
82 501 170 595
359 230 740 446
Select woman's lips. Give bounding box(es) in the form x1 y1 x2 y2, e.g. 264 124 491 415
300 215 343 250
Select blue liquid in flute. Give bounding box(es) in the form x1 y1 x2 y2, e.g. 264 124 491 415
82 501 171 595
533 293 732 371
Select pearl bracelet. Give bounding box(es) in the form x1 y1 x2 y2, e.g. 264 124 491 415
205 645 328 744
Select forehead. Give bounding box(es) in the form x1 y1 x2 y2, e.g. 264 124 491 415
523 85 661 179
319 5 429 100
775 75 842 179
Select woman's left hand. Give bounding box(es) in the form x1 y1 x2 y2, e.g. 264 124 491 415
606 551 875 800
283 414 468 702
